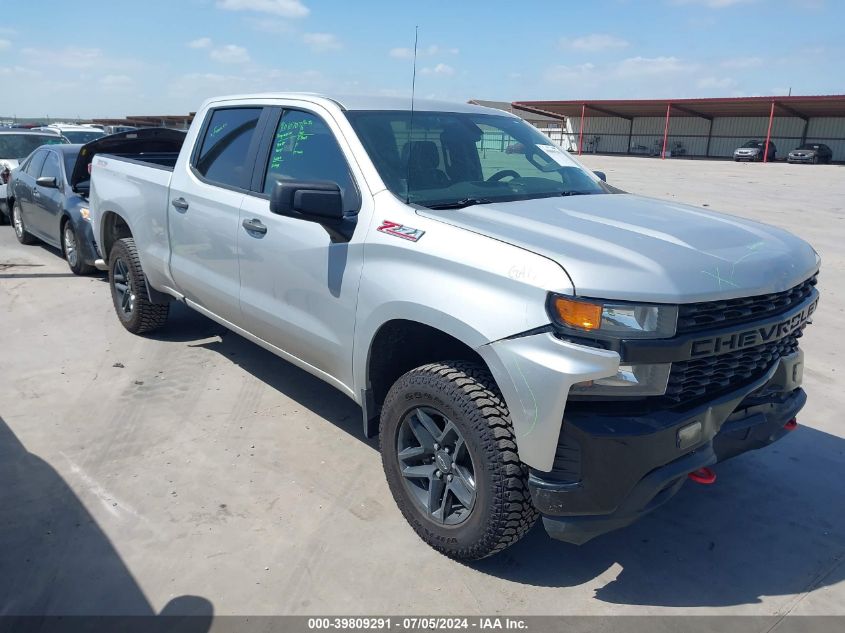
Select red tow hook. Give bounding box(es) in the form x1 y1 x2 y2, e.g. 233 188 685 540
688 467 717 485
784 418 798 432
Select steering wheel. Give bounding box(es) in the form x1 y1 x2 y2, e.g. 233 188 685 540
487 169 520 182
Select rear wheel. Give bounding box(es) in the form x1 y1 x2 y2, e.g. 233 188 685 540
12 202 36 245
109 237 169 334
380 361 538 560
62 221 95 275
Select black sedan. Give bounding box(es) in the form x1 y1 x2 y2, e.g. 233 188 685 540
787 143 834 164
8 144 98 274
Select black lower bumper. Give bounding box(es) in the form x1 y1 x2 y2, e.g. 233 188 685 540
532 359 806 545
72 218 100 266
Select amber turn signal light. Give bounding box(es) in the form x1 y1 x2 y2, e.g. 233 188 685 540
552 297 602 331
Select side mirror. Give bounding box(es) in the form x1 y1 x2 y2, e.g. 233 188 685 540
593 171 607 183
270 180 357 242
36 176 58 189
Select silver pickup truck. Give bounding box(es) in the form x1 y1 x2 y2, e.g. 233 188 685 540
85 94 820 560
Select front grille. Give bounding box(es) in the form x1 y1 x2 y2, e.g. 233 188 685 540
676 275 817 334
664 332 801 404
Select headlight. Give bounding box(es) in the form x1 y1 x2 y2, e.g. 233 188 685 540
548 295 678 339
571 363 671 397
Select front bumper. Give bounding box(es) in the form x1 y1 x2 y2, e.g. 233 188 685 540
75 220 100 266
787 155 815 163
533 351 806 544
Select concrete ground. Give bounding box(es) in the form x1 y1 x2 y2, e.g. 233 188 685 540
1 156 843 617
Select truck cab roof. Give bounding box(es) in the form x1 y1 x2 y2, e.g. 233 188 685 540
201 92 513 116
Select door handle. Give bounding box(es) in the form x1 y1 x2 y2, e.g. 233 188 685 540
242 218 267 235
171 197 189 211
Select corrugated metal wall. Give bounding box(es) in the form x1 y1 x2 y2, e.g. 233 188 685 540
806 117 845 161
708 116 805 158
550 113 845 161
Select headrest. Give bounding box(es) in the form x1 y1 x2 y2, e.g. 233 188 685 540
402 140 440 169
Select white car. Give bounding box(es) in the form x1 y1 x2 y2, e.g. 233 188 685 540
0 130 69 223
32 124 106 144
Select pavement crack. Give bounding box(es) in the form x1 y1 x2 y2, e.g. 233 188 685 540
0 263 44 270
767 550 845 629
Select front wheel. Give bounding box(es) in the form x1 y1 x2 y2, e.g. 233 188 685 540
63 221 95 275
380 361 538 560
109 237 169 334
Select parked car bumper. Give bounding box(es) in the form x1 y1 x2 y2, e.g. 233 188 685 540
531 353 805 545
74 218 101 266
0 183 8 217
787 155 815 163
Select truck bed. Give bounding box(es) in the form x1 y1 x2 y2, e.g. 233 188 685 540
101 152 180 170
89 151 177 294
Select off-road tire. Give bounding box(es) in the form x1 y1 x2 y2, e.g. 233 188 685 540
109 237 169 334
380 361 538 560
12 202 36 244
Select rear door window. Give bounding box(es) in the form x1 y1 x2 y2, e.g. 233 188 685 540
194 107 263 189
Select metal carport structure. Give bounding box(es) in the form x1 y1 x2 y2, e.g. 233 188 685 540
512 95 845 162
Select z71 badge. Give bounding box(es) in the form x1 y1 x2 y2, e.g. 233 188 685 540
377 220 425 242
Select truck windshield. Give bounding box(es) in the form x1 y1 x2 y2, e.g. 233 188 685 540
61 130 106 144
345 110 607 208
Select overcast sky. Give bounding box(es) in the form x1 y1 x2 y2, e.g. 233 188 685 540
1 0 842 118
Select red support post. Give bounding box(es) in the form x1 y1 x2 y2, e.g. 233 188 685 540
763 100 775 163
578 103 586 156
661 103 671 159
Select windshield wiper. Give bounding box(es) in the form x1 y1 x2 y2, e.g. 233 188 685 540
426 197 494 210
559 190 593 197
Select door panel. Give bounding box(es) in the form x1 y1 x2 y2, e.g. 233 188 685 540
18 150 47 220
237 107 366 387
167 107 265 323
31 151 63 245
238 196 364 383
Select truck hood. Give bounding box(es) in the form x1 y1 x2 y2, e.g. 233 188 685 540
419 193 819 303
